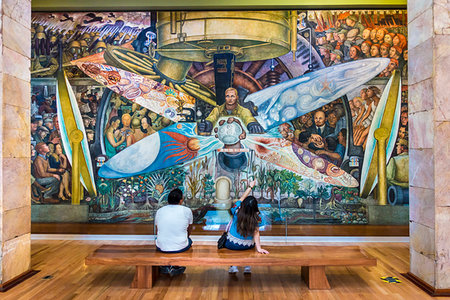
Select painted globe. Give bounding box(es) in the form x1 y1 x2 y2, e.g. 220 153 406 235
217 121 243 145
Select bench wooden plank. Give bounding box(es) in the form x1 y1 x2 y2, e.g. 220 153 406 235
85 244 376 290
86 245 376 267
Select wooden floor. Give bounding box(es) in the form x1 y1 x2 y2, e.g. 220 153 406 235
2 240 436 300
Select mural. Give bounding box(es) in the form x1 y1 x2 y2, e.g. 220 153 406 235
30 9 409 228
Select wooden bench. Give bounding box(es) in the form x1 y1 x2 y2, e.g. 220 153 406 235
85 244 376 290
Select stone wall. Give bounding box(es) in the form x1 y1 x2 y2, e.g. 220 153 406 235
408 0 450 290
0 0 32 284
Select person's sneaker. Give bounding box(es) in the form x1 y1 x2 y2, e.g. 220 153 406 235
228 266 239 274
168 266 186 277
243 266 251 274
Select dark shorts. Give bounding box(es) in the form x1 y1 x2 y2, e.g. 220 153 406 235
156 237 193 253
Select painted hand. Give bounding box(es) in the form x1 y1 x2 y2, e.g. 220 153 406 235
247 122 265 134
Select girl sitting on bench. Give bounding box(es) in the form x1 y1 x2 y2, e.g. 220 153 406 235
225 180 269 274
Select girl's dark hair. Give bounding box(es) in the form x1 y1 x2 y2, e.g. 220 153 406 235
236 196 260 238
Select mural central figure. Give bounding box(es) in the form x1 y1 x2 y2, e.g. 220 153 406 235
198 87 265 135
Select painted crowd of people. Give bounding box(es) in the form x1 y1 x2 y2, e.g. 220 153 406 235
314 13 408 77
31 91 70 203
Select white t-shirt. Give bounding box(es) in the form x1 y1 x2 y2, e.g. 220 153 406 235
155 204 193 252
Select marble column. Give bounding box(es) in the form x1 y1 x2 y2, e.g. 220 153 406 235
408 0 450 291
0 0 32 284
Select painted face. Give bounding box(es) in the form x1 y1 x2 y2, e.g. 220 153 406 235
39 130 48 139
319 47 330 58
404 50 408 60
40 144 50 155
349 100 355 109
338 131 346 145
398 127 406 139
370 29 378 41
225 89 238 109
87 132 94 141
360 90 367 100
393 35 400 46
314 111 326 127
388 60 398 71
300 114 310 124
346 18 355 27
122 114 131 127
361 43 370 55
54 118 59 131
330 52 337 61
389 47 397 58
376 29 385 42
327 113 337 127
380 45 390 57
349 47 357 59
401 113 408 126
362 29 371 40
113 119 121 129
141 117 149 129
317 36 326 45
366 88 374 98
55 144 63 155
384 34 393 45
370 45 380 57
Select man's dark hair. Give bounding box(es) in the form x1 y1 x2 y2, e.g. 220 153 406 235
298 131 311 143
168 188 183 204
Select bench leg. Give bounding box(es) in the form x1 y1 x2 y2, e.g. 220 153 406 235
131 266 159 289
301 266 331 290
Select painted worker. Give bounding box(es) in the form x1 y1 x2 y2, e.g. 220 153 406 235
386 139 409 188
32 142 63 203
197 87 265 134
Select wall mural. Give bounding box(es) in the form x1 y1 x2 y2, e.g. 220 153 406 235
30 10 409 228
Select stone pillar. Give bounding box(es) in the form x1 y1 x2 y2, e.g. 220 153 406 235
408 0 450 293
0 0 32 286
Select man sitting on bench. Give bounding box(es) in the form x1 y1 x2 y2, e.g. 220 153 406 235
155 188 193 276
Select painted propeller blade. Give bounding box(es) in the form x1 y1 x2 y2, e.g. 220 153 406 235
98 123 220 178
248 58 390 130
359 70 402 198
73 61 196 122
56 70 97 196
244 136 359 188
